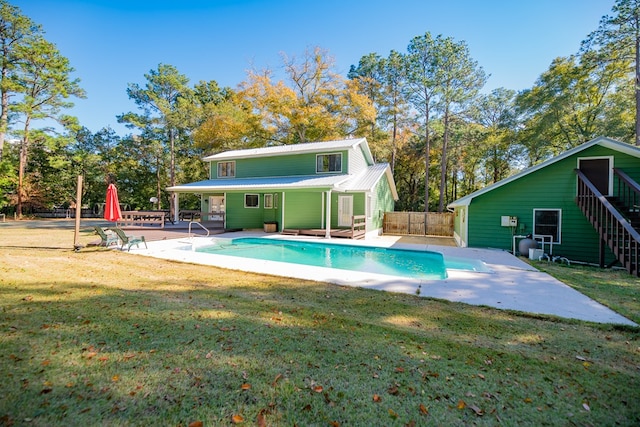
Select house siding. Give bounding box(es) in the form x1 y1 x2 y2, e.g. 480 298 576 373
371 176 395 232
348 145 370 176
466 144 640 264
283 191 324 229
210 150 350 179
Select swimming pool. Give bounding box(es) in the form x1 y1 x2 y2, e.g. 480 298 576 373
192 237 490 280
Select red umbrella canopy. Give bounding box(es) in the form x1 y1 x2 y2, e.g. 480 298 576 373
104 183 122 222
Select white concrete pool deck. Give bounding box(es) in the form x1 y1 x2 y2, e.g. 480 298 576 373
131 231 636 326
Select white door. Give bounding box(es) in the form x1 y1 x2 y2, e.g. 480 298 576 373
338 195 353 227
209 196 225 221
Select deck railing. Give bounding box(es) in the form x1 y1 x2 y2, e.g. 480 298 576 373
575 169 639 276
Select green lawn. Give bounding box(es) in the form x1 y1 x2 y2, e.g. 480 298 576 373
1 225 639 426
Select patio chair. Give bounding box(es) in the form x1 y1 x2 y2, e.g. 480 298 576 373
90 226 119 247
112 228 147 252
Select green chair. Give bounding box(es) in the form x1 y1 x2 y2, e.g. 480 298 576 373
113 228 147 252
92 226 120 247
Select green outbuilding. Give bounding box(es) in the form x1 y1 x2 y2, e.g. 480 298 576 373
447 137 640 275
167 138 398 238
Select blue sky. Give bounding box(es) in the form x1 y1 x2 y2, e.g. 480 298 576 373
15 0 613 134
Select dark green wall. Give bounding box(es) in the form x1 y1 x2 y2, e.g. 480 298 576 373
467 145 640 264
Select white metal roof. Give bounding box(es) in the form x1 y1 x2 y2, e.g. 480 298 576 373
338 163 399 200
447 136 640 209
167 163 398 199
167 174 350 192
203 138 373 164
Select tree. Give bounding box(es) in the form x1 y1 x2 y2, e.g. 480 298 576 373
118 64 193 215
582 0 640 145
13 36 85 217
0 0 40 162
469 88 520 185
432 35 487 211
380 50 410 173
516 55 628 162
404 32 438 212
241 46 375 145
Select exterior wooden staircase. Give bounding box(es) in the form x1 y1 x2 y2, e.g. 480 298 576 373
575 168 640 276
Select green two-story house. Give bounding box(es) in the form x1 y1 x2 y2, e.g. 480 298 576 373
167 138 398 238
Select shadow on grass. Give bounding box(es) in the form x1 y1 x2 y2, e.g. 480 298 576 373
1 277 639 426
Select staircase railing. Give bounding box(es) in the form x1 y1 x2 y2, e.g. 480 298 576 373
613 168 640 217
575 169 639 276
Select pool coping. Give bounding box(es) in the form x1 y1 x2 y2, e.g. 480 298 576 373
132 231 636 326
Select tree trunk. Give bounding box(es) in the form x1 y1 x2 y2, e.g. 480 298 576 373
424 99 430 213
169 127 176 217
438 107 450 212
636 20 640 146
0 64 8 161
17 118 31 218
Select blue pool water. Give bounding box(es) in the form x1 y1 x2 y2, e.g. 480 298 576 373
194 238 490 280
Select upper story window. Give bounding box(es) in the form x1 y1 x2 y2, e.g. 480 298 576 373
316 153 342 173
533 209 561 244
217 161 235 178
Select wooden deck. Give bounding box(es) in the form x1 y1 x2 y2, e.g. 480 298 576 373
282 215 366 239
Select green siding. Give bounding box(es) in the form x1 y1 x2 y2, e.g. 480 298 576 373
210 150 350 178
371 176 395 230
283 191 324 228
464 145 640 264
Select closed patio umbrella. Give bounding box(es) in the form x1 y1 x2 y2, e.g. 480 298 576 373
104 183 122 222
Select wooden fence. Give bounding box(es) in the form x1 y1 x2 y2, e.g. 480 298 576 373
383 211 454 236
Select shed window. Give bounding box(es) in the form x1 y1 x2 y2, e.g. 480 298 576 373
316 153 342 173
244 194 259 208
217 161 235 178
533 209 561 244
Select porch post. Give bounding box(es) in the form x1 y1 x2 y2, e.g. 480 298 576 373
325 190 331 238
173 193 179 223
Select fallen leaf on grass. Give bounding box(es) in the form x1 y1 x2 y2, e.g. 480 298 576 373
419 403 429 414
313 385 323 393
272 373 282 387
257 409 267 427
373 394 382 402
457 400 466 409
469 404 484 416
241 383 251 391
231 414 244 424
188 422 203 427
388 408 398 419
583 403 591 412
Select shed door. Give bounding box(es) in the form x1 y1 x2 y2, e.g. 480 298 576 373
579 158 611 196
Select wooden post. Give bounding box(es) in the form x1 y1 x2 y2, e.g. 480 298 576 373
74 175 83 249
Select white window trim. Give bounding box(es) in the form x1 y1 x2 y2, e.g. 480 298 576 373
533 208 562 245
316 153 342 174
244 193 259 208
264 194 273 209
217 161 236 178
